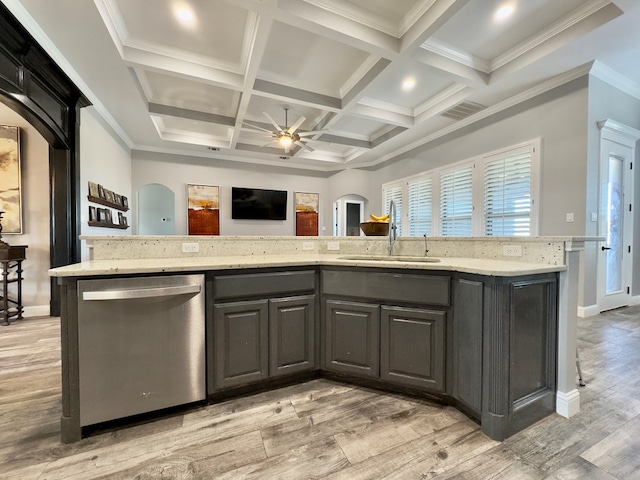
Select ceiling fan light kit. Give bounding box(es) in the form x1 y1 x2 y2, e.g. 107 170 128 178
243 107 325 154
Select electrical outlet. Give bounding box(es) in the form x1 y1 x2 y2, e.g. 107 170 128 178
303 241 315 251
591 212 598 222
566 212 574 223
327 241 340 251
181 242 199 253
503 245 522 257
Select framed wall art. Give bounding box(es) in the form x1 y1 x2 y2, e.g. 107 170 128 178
0 125 22 233
295 192 319 236
187 184 220 235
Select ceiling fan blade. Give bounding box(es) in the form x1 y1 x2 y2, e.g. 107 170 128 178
296 130 328 137
287 115 306 134
242 122 274 134
295 140 314 152
263 112 284 133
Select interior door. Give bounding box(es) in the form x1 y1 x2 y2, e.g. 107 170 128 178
597 133 634 312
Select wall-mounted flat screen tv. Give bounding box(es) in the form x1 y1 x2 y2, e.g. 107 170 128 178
231 187 288 220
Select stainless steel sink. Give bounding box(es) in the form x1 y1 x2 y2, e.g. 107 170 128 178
339 255 440 263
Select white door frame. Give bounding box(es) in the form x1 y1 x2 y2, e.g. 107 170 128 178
596 120 640 312
333 198 365 236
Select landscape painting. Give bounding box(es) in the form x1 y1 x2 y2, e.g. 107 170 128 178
187 184 219 235
295 192 319 236
0 125 21 234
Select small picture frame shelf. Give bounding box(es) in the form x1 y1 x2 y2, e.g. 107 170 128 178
87 195 129 212
87 220 128 230
87 181 129 229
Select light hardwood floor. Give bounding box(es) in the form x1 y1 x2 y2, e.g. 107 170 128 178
1 306 639 479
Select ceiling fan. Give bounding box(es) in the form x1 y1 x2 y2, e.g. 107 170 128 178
242 107 326 153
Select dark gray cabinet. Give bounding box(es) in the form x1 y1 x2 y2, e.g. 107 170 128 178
380 306 445 392
269 295 316 377
325 300 380 378
211 270 317 391
213 299 269 389
452 276 484 414
322 268 450 393
450 272 558 441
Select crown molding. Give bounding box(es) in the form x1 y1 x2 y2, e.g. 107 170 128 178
590 60 640 101
2 0 133 149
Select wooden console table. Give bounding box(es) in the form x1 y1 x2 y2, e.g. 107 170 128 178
1 245 27 326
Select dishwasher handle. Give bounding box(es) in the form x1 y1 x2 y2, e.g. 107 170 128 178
82 284 201 301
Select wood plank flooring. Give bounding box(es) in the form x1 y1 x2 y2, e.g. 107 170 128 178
1 306 639 479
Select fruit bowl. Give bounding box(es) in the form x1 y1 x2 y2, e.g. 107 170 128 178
359 221 389 236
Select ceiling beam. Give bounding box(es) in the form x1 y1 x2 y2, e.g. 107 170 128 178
148 103 236 126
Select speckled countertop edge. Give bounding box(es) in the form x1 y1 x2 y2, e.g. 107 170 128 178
49 254 566 278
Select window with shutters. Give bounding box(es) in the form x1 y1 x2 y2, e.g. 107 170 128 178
408 175 432 236
440 164 473 236
483 148 532 236
381 139 539 237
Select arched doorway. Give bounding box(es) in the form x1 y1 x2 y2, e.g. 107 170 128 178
0 4 90 315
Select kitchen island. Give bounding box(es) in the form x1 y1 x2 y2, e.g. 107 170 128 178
50 236 591 443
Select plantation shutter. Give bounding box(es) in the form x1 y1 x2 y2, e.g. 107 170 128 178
484 151 531 236
408 176 432 236
440 165 473 236
383 183 403 236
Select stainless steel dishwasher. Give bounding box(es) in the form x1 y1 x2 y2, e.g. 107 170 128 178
77 274 206 426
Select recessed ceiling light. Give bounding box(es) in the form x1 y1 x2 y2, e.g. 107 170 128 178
175 5 196 27
495 4 514 21
402 78 416 91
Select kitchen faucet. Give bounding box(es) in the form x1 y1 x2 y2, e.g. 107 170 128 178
388 200 397 256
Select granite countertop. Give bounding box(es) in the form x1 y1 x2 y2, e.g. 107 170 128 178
49 254 566 278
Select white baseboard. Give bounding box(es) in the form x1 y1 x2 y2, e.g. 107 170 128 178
22 305 51 318
556 389 581 418
630 295 640 306
577 304 599 318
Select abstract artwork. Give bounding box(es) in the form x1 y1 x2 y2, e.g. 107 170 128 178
0 125 21 234
187 184 220 235
295 192 319 236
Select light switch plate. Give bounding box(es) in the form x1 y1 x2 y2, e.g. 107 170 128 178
566 212 574 223
303 241 315 251
327 241 340 251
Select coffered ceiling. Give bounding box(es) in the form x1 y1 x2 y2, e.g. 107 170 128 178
5 0 640 171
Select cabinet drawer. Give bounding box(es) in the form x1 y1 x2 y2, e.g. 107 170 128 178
323 269 450 306
214 270 316 300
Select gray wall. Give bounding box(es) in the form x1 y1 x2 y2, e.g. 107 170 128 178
131 151 376 236
372 77 590 237
587 76 640 300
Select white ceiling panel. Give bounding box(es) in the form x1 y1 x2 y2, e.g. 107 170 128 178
143 71 240 116
431 0 592 61
10 0 640 171
361 60 455 110
112 0 250 67
258 21 370 96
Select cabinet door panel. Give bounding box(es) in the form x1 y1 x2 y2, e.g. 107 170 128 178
214 300 268 389
269 295 316 377
453 277 483 413
380 306 445 392
325 300 379 377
